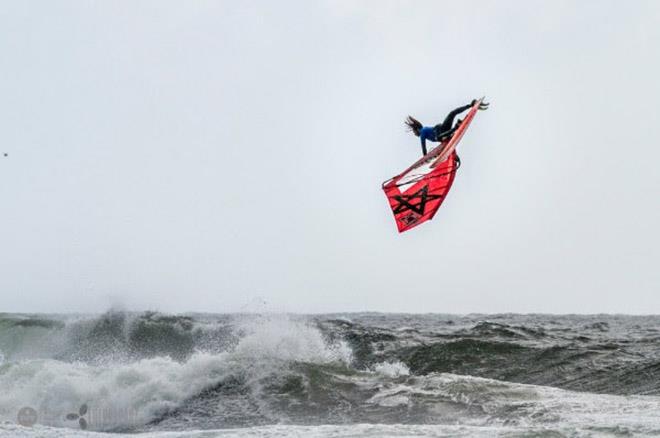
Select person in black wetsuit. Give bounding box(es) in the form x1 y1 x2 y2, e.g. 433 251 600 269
405 99 489 156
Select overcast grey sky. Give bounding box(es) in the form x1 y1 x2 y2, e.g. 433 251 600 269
1 1 659 314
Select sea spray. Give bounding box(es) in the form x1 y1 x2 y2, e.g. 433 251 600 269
0 312 354 431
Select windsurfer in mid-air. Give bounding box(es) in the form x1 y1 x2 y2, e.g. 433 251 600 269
405 99 489 156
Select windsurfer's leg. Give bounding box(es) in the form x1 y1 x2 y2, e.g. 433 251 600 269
438 103 472 132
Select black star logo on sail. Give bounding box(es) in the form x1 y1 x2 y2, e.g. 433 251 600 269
392 185 442 216
400 213 419 226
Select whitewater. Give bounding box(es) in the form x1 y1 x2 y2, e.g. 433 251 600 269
1 312 660 437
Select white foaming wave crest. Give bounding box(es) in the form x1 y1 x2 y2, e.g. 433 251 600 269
0 352 230 430
367 373 539 410
371 361 410 378
0 314 353 430
363 372 660 432
232 314 353 365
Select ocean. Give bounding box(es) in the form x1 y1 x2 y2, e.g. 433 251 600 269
1 312 659 437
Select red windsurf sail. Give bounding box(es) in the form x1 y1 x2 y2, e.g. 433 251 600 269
382 99 482 232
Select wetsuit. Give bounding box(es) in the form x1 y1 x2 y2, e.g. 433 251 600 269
419 103 472 155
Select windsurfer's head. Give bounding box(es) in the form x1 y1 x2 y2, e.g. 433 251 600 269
405 116 422 136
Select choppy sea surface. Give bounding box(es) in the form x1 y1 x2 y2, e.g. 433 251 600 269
1 312 660 437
